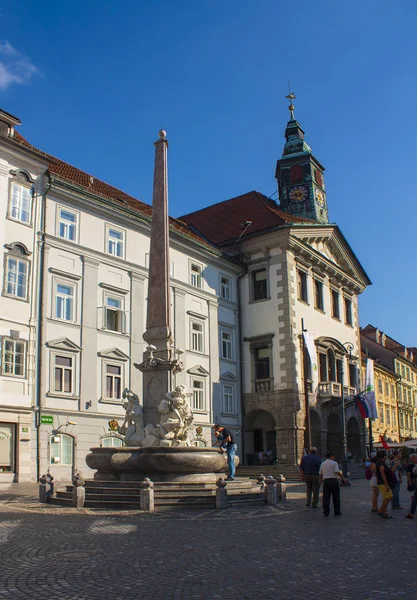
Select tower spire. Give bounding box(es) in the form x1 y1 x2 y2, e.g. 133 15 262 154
285 82 296 120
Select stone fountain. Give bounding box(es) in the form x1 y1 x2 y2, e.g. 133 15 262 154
86 130 238 484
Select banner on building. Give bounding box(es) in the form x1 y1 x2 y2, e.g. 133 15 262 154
355 358 378 419
303 331 319 397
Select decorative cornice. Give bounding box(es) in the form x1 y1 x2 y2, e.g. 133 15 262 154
46 337 82 352
97 348 130 361
49 267 82 281
99 282 129 295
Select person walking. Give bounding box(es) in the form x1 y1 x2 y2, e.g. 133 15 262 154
375 449 394 519
299 447 322 508
390 450 403 510
405 453 417 519
319 451 347 517
213 424 237 481
369 451 380 513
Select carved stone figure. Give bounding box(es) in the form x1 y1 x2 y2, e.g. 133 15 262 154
117 389 145 446
117 385 194 448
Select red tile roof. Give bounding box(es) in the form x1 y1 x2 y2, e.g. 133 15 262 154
11 131 214 250
179 191 314 245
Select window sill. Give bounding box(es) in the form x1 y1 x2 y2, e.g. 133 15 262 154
187 350 209 357
99 328 130 337
6 215 33 228
192 409 208 415
331 316 341 322
249 297 271 305
46 393 79 400
48 317 80 327
2 292 29 303
220 357 235 363
345 322 354 328
99 398 123 405
0 373 26 379
221 412 237 417
314 307 325 314
297 298 309 306
106 252 126 261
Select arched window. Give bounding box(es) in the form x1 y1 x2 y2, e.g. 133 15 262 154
327 349 336 382
50 434 73 465
102 436 124 448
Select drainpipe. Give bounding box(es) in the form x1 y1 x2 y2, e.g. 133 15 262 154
235 221 252 465
35 172 51 480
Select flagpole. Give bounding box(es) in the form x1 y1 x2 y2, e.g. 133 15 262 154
301 319 312 452
369 419 373 453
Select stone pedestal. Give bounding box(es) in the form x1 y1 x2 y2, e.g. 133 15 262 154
265 476 277 505
215 477 228 509
140 478 154 511
72 475 85 508
276 474 287 501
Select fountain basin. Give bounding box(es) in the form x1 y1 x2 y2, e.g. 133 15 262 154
86 446 239 483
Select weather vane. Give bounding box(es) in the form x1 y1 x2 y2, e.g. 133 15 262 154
285 81 296 119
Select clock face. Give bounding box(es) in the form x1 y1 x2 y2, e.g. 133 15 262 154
288 185 308 204
315 188 326 207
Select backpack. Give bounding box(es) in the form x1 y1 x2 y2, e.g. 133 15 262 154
365 466 373 480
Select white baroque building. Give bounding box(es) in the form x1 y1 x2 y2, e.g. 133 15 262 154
0 105 370 483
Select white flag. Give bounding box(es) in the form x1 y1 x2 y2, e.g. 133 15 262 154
303 331 319 397
363 358 378 419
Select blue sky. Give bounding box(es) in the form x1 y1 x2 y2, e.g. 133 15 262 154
1 0 416 345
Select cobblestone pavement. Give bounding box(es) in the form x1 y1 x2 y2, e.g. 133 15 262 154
0 480 416 600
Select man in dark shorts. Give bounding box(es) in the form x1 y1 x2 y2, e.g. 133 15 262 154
213 424 237 481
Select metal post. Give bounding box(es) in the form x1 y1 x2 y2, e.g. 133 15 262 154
301 319 311 452
340 362 348 478
369 419 373 453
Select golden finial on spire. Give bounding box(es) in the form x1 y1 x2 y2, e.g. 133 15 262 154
285 81 296 119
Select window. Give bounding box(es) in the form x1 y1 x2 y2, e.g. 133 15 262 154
252 269 268 301
344 298 353 326
105 364 122 400
0 423 15 472
58 208 78 241
378 379 383 394
222 385 234 414
191 321 204 353
386 406 390 424
319 353 327 382
190 263 202 288
220 275 231 300
314 280 324 311
102 436 124 448
221 330 232 360
54 355 74 394
331 290 340 319
349 364 357 388
104 296 124 333
192 379 205 410
392 409 396 426
384 382 389 397
408 390 412 404
255 347 271 380
5 256 28 300
297 269 308 303
2 338 26 377
9 182 32 224
50 434 73 466
107 227 124 257
55 283 75 321
379 404 384 423
391 384 395 399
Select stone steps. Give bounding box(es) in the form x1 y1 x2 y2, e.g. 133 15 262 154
51 477 265 509
237 465 300 481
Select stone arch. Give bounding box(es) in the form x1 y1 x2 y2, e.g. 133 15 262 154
347 416 361 462
310 409 323 456
244 409 276 464
326 412 342 461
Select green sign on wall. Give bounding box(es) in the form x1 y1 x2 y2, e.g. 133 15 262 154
40 415 54 425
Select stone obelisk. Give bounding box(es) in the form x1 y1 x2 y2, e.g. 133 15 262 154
138 129 178 428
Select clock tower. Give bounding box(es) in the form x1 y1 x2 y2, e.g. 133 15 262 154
275 93 328 223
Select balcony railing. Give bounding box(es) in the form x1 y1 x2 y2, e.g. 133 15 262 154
254 378 273 393
318 382 357 400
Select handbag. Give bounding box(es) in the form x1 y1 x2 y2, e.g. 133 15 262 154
407 484 415 493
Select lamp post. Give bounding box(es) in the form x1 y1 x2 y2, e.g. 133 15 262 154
340 342 354 478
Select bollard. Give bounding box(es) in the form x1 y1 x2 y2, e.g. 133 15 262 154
39 474 54 503
257 473 266 492
276 474 287 501
215 477 228 509
265 476 277 505
72 473 85 508
140 478 155 512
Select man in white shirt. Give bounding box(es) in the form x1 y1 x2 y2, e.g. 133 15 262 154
319 451 347 517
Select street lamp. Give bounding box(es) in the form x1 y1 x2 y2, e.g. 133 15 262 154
340 342 354 478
